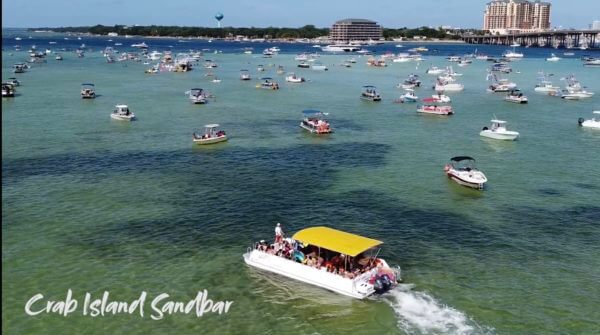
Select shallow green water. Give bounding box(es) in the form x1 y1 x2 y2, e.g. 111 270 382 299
3 49 600 335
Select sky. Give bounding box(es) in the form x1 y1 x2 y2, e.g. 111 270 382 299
2 0 599 30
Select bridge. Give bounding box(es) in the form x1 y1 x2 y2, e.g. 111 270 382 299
462 30 600 49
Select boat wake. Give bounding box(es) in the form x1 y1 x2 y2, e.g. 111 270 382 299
383 284 494 335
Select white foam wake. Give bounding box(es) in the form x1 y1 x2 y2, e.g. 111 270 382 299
384 284 493 335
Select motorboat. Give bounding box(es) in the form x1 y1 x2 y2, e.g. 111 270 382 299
13 63 26 73
546 53 561 62
321 44 361 52
487 74 517 93
534 72 560 94
398 74 421 89
144 65 158 74
311 62 328 71
111 105 135 121
186 88 208 104
297 62 310 68
434 77 464 92
444 156 487 190
192 124 228 145
2 83 16 97
561 74 594 100
131 42 148 48
360 85 381 102
240 69 251 80
299 110 333 134
396 89 418 103
7 77 21 87
80 83 96 99
256 77 280 90
425 66 445 75
392 53 412 63
257 64 265 72
212 77 222 83
417 104 453 115
584 59 600 67
578 111 600 129
491 63 512 73
243 226 401 299
457 59 472 67
480 119 519 140
366 57 386 67
55 54 63 60
502 48 523 59
285 72 305 83
504 90 528 104
446 55 461 62
203 60 218 69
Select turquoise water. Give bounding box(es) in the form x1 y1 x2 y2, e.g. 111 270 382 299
3 39 600 335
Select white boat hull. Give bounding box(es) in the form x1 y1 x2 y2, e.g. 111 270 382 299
193 135 228 145
580 120 600 129
446 170 487 189
243 250 376 299
480 130 519 140
111 113 135 121
435 84 464 92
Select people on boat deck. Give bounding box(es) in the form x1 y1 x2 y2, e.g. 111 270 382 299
275 223 284 243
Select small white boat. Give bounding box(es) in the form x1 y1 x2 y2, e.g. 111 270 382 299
398 74 421 89
212 77 222 83
80 83 96 99
311 62 328 71
243 226 400 299
1 83 16 97
396 89 418 103
487 76 517 93
546 53 561 62
360 85 381 102
192 124 228 145
285 72 305 83
186 88 208 104
578 111 600 129
444 156 487 190
504 90 528 104
392 53 412 63
299 110 333 134
583 59 600 67
503 48 524 59
480 119 519 140
131 42 148 48
55 54 63 60
425 66 445 75
562 74 594 100
111 105 135 121
423 93 451 103
7 77 21 87
256 77 279 90
257 64 265 72
434 78 464 92
240 69 251 80
534 72 560 93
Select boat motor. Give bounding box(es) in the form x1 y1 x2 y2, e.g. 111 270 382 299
482 126 489 131
578 118 585 126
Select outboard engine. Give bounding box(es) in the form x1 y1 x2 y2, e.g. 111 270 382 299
380 274 392 291
578 117 585 126
373 276 385 294
482 126 489 131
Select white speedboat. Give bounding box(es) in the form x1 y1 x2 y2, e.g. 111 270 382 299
7 77 21 87
578 111 600 129
584 59 600 67
111 105 135 121
480 119 519 140
487 76 517 93
398 74 421 89
311 62 328 71
434 77 464 92
192 124 228 145
360 85 381 102
186 88 208 104
256 77 279 90
392 53 412 63
561 75 594 100
504 90 528 104
1 83 16 97
321 44 361 52
299 110 333 134
502 48 523 59
423 93 451 103
55 54 63 60
131 42 148 48
240 69 251 80
285 72 305 83
444 156 487 190
80 83 96 99
396 89 418 103
243 226 400 299
425 66 445 75
534 72 560 94
546 53 561 62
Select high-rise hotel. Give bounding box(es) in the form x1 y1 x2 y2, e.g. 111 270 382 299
329 19 383 42
483 0 551 34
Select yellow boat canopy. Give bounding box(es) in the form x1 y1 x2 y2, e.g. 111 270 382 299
292 226 383 257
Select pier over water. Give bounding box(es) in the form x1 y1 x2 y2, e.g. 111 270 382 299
462 30 600 49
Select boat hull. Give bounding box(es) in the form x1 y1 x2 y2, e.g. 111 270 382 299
243 250 375 299
480 130 519 140
193 135 228 145
446 171 486 190
299 123 332 134
111 114 135 121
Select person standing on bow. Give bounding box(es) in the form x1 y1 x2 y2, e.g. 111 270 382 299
275 222 284 244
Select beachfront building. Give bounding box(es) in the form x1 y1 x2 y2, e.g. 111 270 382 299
329 19 383 43
483 0 551 35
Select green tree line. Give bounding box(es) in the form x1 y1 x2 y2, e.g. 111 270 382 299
29 25 483 39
